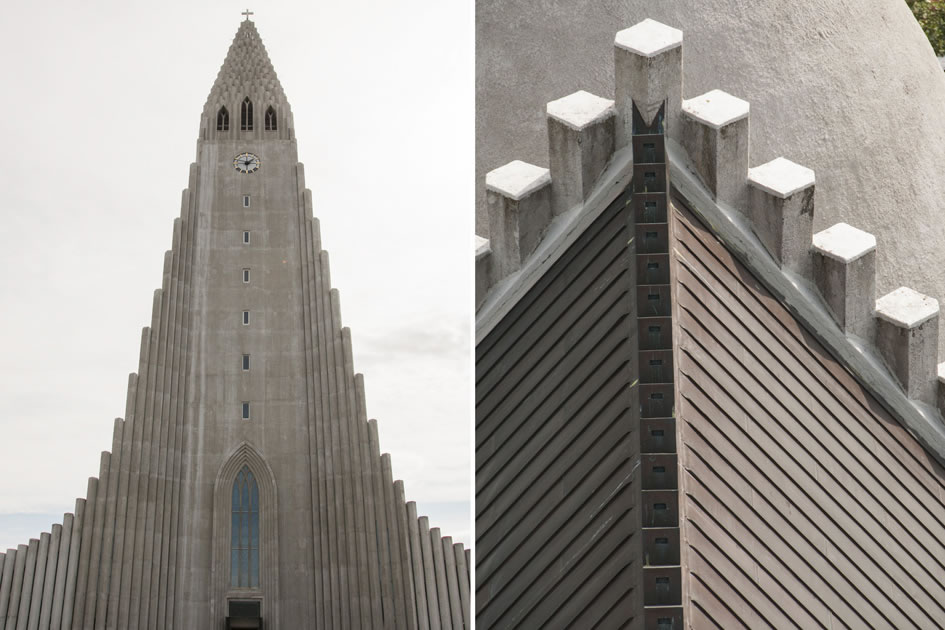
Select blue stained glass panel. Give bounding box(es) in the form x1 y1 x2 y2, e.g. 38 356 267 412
230 464 261 588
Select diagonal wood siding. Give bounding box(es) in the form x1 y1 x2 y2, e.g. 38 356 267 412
672 199 945 629
475 189 639 629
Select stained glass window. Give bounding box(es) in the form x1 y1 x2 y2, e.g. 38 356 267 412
231 465 260 588
241 97 254 131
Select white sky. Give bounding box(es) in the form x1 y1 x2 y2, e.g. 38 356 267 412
0 1 472 549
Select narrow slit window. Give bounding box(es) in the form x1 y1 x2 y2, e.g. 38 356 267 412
217 106 229 131
242 354 250 371
264 106 277 131
243 231 251 244
241 97 254 131
242 402 251 419
242 311 250 325
643 200 659 222
642 142 656 162
243 195 250 208
651 429 664 437
653 466 666 473
243 269 250 283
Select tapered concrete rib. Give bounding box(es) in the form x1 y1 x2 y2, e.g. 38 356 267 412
355 374 384 629
69 479 96 630
50 514 73 630
417 517 441 630
453 543 470 628
7 544 28 629
317 249 349 629
83 453 111 629
382 455 408 629
38 523 62 630
107 382 136 627
27 532 49 630
16 538 38 630
406 502 430 630
464 549 469 584
117 327 151 629
441 537 462 630
429 528 451 630
329 289 361 628
95 421 123 628
342 327 372 627
60 500 84 630
368 421 396 625
306 219 331 630
0 548 17 630
394 481 419 630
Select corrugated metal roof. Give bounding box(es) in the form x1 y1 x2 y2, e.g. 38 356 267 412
673 199 945 628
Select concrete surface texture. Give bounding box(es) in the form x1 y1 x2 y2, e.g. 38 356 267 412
477 0 945 351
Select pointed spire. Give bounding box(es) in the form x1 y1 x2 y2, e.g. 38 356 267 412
206 20 287 108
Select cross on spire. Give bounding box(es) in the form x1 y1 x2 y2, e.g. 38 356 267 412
242 9 254 21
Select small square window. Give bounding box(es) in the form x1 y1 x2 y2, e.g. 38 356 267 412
241 402 250 419
242 268 250 283
242 195 250 208
242 311 250 325
242 354 250 370
243 231 251 244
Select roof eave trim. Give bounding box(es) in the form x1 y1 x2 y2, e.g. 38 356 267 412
475 147 634 341
667 139 945 469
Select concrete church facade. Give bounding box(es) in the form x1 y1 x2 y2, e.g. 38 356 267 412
0 19 469 630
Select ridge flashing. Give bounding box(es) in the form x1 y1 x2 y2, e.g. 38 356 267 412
668 139 945 468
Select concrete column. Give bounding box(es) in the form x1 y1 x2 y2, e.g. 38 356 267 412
441 537 462 630
747 157 816 275
60 498 86 630
83 453 111 630
27 532 50 630
681 89 750 211
367 421 395 628
6 545 27 629
354 376 383 630
614 18 683 147
875 287 940 403
406 503 430 630
16 539 38 630
96 419 122 630
453 543 470 629
381 456 408 629
49 514 73 630
417 517 441 630
0 548 17 629
486 160 552 278
811 222 876 338
394 482 419 630
547 90 616 216
429 528 451 630
38 523 61 630
475 236 492 308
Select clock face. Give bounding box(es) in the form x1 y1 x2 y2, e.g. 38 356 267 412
233 152 261 174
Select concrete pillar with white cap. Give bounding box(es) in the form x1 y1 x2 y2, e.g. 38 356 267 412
546 90 616 216
485 160 552 278
614 18 683 148
874 287 940 403
681 89 750 211
811 222 876 338
747 156 816 275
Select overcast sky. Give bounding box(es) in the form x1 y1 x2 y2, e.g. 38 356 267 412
0 1 472 549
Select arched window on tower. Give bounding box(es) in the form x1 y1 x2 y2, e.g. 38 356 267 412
231 465 260 588
217 106 229 131
264 106 277 131
241 97 254 131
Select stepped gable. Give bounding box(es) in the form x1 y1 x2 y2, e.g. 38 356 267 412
475 16 945 629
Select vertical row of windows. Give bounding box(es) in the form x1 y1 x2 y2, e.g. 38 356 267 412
216 98 278 133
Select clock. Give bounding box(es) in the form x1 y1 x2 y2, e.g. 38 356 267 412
233 152 261 174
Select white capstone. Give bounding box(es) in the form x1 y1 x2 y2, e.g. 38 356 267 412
485 160 551 200
546 90 615 131
875 287 940 329
682 89 749 130
748 157 815 199
475 235 490 259
811 222 876 263
615 19 683 57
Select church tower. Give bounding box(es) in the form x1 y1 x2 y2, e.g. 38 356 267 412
0 18 469 630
